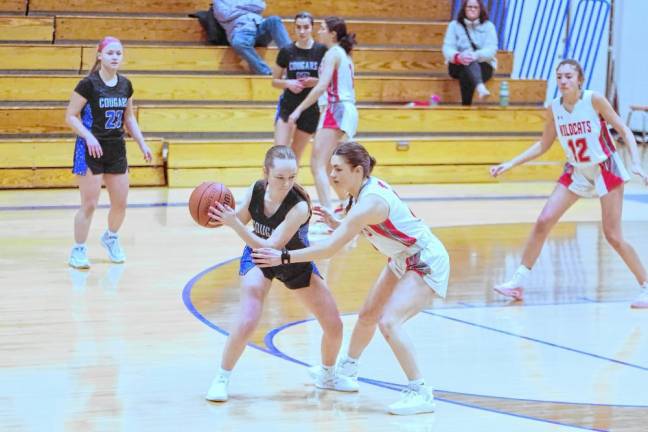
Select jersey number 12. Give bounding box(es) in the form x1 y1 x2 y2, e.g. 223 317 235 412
567 138 590 163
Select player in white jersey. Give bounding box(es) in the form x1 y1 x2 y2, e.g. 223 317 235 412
253 142 450 415
490 59 648 308
286 16 359 233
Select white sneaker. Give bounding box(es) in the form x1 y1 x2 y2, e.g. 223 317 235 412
337 358 359 380
205 375 229 402
101 231 125 263
388 387 436 415
493 269 528 301
312 367 359 392
68 245 90 269
631 286 648 309
476 83 491 100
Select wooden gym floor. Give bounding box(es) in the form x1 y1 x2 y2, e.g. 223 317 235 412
1 181 647 432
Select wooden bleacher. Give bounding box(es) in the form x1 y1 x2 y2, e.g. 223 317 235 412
26 0 450 20
166 137 563 187
0 44 514 75
0 0 558 189
0 75 545 103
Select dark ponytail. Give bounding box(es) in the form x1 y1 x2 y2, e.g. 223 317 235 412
324 16 357 54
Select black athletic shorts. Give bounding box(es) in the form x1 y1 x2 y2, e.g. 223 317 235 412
239 245 322 289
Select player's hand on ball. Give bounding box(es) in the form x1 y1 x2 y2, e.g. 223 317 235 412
208 202 235 227
251 248 281 267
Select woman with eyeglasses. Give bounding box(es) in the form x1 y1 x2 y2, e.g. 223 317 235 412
442 0 498 105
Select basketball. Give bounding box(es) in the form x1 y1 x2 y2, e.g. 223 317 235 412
188 181 235 228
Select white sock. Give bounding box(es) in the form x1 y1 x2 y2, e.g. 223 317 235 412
218 367 232 380
515 265 531 279
321 364 334 377
641 281 648 290
408 378 425 392
342 355 358 364
74 243 86 249
107 229 118 237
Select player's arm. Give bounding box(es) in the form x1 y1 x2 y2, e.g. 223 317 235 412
65 91 104 158
292 49 337 114
592 92 647 183
124 98 152 162
491 105 557 177
252 195 388 266
212 199 309 249
65 92 92 141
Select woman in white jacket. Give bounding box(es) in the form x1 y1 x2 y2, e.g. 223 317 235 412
442 0 498 105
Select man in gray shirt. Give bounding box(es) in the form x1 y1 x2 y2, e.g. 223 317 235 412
213 0 291 75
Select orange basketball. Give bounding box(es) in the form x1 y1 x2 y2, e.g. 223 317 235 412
188 181 235 228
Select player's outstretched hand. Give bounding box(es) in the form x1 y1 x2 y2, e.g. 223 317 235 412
489 161 514 178
313 205 341 229
252 248 282 267
630 161 648 186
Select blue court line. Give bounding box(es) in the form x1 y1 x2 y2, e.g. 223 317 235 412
263 318 609 431
264 315 648 409
3 193 647 212
182 259 643 431
423 310 648 372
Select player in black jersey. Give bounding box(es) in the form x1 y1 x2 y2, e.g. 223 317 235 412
203 146 357 402
272 12 327 163
65 37 152 269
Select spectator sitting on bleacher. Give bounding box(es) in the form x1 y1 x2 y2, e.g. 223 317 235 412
443 0 498 105
213 0 291 75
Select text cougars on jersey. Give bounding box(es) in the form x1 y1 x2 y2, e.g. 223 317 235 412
99 97 128 108
253 221 272 238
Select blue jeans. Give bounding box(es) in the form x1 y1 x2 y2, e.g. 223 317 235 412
230 16 291 75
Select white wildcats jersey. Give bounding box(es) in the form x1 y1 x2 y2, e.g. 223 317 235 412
325 45 355 104
357 177 443 258
551 90 616 167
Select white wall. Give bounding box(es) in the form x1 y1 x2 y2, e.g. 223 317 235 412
614 0 648 130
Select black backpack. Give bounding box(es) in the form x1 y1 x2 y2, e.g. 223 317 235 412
189 6 229 45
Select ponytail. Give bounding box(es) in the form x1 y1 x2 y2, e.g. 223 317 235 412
338 32 357 54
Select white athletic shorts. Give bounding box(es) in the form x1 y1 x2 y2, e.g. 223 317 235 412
318 101 358 139
388 237 450 299
558 152 630 197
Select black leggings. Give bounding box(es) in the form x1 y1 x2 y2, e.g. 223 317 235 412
448 61 494 106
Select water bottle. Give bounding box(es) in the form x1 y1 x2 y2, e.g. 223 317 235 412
499 81 509 107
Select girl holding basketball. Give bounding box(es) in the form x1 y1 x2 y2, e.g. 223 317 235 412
204 145 357 402
286 16 358 234
65 36 152 269
490 59 648 309
253 142 449 415
272 11 327 163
